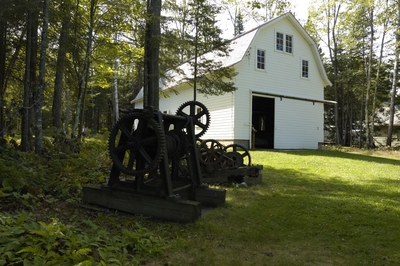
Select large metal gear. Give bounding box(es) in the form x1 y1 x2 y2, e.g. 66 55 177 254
198 139 224 173
224 144 251 167
176 101 210 138
108 113 165 175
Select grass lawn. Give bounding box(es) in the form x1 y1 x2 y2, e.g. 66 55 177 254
145 149 400 266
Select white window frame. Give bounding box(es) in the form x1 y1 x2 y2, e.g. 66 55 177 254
286 34 293 54
256 49 266 70
276 32 284 51
275 30 293 54
302 59 309 78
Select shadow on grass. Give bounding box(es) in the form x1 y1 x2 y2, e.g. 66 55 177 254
208 165 400 265
275 149 400 166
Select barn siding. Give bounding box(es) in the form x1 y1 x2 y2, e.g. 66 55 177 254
275 98 324 149
134 13 330 150
135 84 235 141
230 16 326 149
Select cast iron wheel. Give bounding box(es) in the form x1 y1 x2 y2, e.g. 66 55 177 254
108 113 165 175
224 144 251 167
198 139 224 166
176 101 210 138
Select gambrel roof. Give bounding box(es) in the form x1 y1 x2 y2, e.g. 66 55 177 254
133 12 331 102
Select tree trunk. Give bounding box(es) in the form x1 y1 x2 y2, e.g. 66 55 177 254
52 2 70 132
35 0 48 155
192 4 199 101
0 7 6 140
112 38 119 125
359 87 364 148
72 0 95 137
371 3 389 148
21 4 34 152
387 1 400 147
387 57 398 147
91 86 95 131
78 72 89 135
326 4 342 145
143 0 161 108
65 90 70 134
28 5 39 150
364 8 374 149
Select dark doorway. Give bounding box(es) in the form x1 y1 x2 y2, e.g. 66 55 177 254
252 96 274 149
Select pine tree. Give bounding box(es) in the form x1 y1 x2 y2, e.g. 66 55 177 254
184 0 237 100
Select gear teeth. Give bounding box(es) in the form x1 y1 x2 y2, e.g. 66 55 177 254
108 113 165 176
224 144 251 166
176 101 210 139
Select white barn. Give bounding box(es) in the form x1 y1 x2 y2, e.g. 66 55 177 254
133 13 333 150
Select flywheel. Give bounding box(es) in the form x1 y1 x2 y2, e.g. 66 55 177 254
176 101 210 138
198 139 224 166
108 113 165 175
224 144 251 167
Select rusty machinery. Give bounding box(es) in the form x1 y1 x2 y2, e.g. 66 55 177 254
82 101 262 222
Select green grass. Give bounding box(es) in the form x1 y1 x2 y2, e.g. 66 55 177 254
146 149 400 266
2 141 400 265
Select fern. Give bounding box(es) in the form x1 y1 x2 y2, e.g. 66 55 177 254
73 260 98 266
0 137 168 265
68 248 92 261
17 245 46 256
73 248 92 256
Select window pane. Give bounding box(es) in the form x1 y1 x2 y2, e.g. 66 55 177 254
276 32 283 51
286 35 293 53
257 49 265 69
302 60 309 78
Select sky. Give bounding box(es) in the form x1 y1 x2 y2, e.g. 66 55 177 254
292 0 311 22
219 0 312 39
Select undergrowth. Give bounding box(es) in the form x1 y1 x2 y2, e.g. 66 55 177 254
0 211 166 265
0 135 167 265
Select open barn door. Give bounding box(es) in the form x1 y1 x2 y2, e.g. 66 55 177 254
252 96 274 149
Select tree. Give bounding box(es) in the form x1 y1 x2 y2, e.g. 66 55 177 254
342 0 376 148
218 0 245 37
0 0 27 141
322 0 344 145
185 0 237 100
52 1 71 133
307 0 395 147
21 0 39 152
387 0 400 147
363 5 375 148
71 0 96 137
247 0 292 23
371 0 391 146
143 0 161 108
234 10 244 36
35 0 48 155
0 0 6 140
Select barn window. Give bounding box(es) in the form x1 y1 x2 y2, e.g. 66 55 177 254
276 31 293 54
286 35 293 53
276 32 284 51
302 60 309 78
257 49 265 70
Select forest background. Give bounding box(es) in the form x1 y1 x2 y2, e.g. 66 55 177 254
1 0 400 154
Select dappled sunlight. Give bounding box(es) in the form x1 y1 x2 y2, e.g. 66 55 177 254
219 150 400 264
96 148 400 266
268 166 400 214
274 149 400 166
